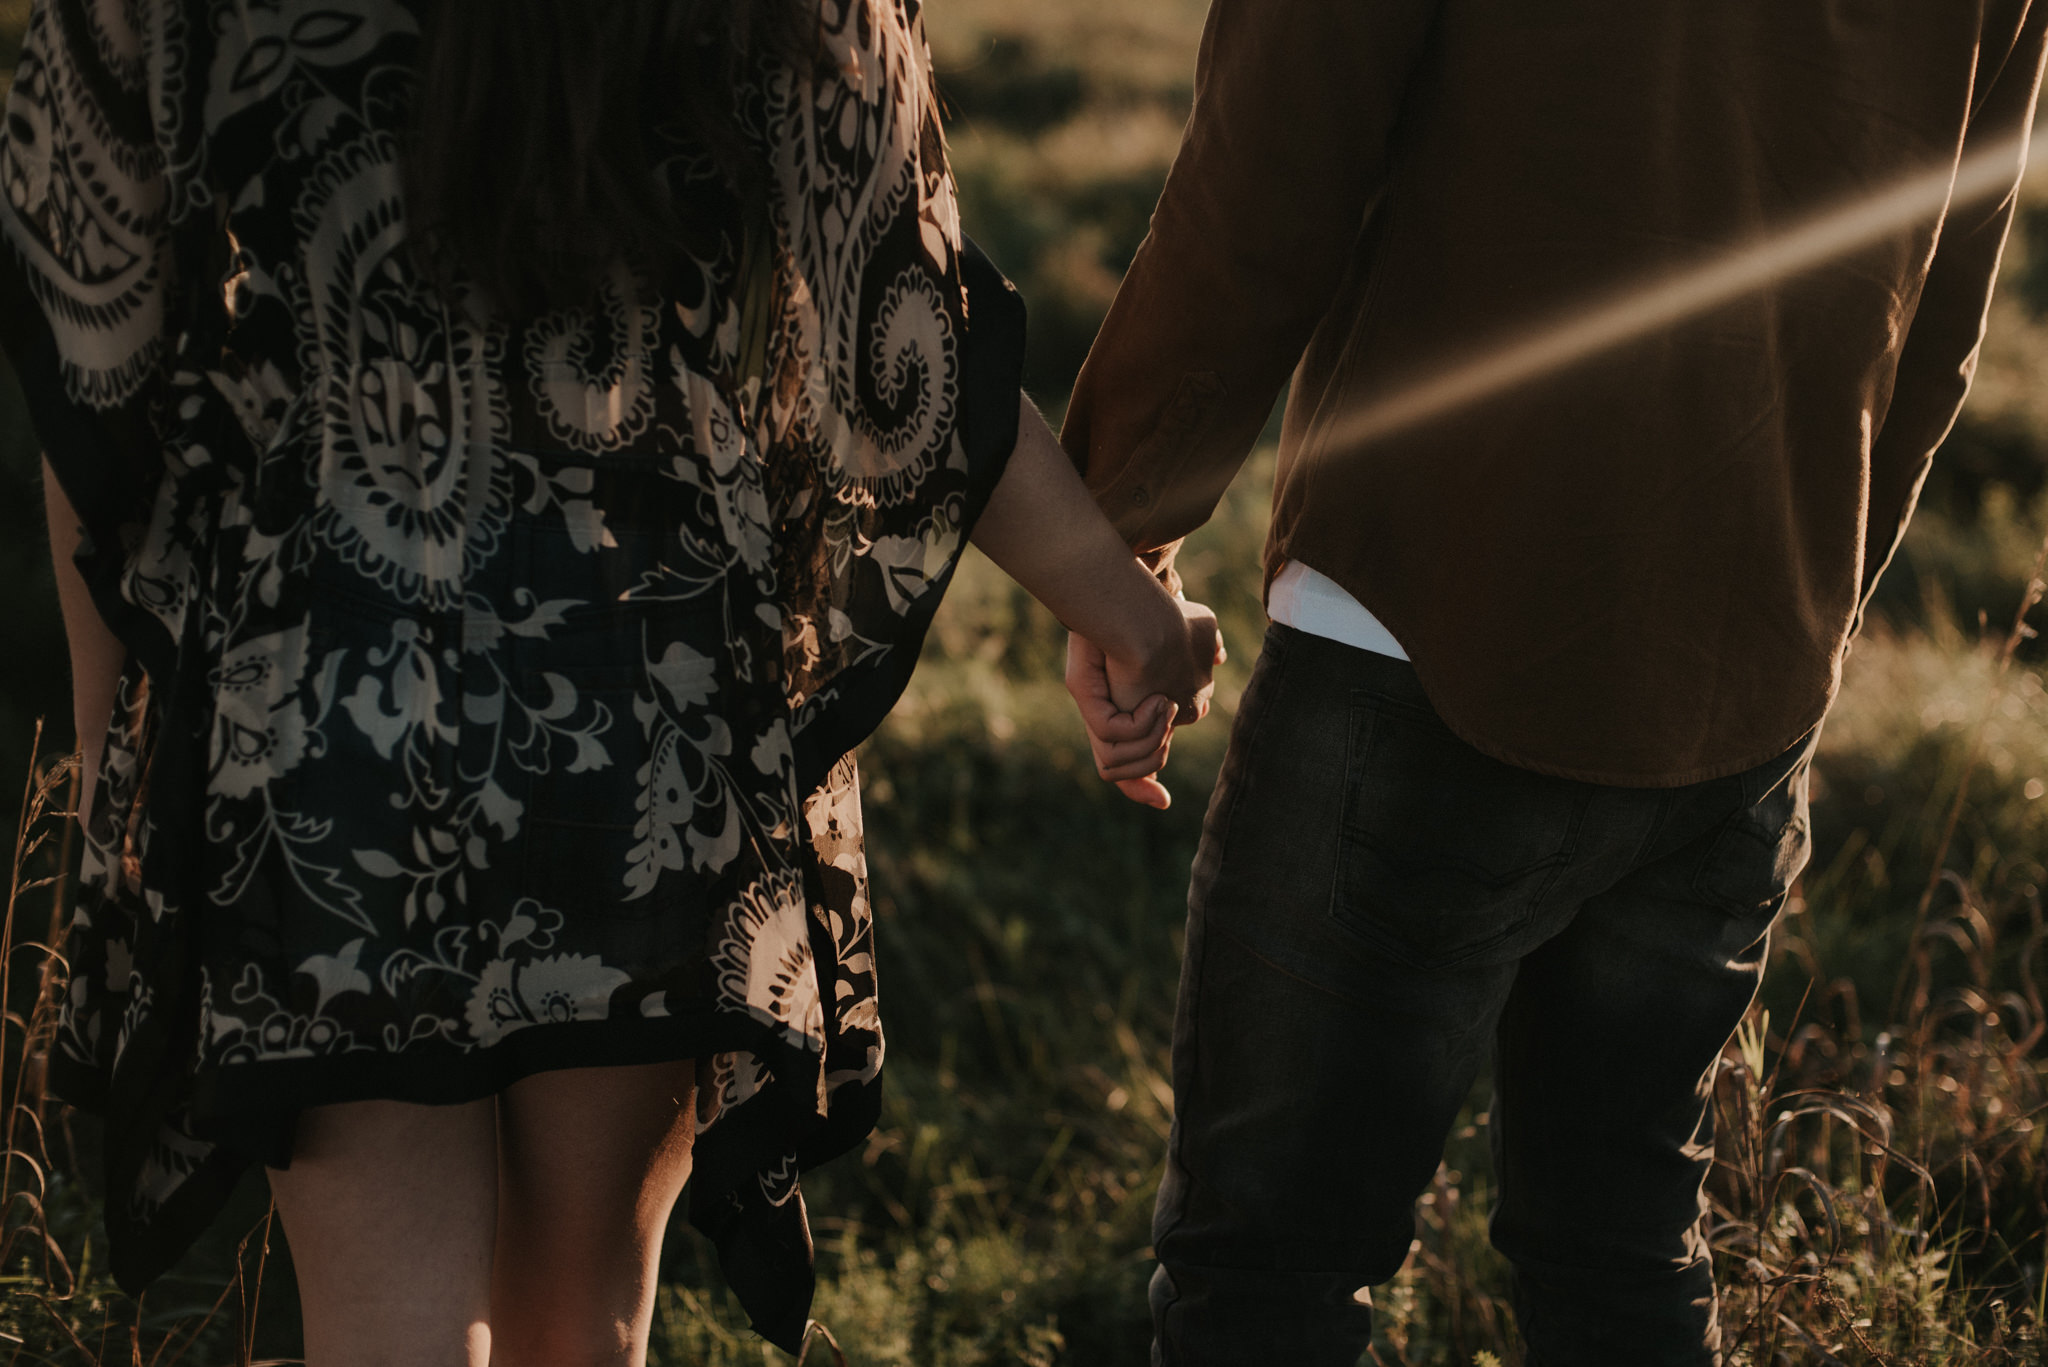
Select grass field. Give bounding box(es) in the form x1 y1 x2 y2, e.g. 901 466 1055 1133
4 3 2048 1363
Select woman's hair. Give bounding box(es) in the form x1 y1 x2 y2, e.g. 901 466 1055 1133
407 0 818 318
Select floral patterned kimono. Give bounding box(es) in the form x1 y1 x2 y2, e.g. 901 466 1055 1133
0 0 1022 1348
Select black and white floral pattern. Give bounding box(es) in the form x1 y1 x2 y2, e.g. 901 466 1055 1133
0 0 1021 1349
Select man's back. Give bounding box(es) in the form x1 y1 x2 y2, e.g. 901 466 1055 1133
1064 0 2048 783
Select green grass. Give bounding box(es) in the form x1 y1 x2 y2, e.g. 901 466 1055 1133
7 520 2048 1362
0 0 27 97
6 1 2048 1362
626 495 2048 1366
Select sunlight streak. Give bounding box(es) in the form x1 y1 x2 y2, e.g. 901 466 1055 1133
1321 129 2034 451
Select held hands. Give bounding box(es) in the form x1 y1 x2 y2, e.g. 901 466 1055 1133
1066 595 1224 810
962 398 1222 807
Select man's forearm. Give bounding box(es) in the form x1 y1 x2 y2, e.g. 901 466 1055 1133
1863 39 2045 611
1061 0 1444 551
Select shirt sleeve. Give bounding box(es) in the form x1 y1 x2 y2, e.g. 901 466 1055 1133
1058 0 1444 569
0 0 176 662
1861 6 2048 611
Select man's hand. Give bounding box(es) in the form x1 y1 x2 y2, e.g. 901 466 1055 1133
1066 599 1226 809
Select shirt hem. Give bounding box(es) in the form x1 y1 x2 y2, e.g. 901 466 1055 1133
1428 702 1830 790
1265 532 1836 788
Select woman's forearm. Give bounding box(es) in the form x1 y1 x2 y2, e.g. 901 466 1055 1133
43 458 125 809
970 397 1182 670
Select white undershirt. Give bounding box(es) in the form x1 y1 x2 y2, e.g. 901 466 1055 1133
1266 561 1411 661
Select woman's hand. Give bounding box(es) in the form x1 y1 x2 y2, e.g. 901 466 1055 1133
1065 596 1225 810
968 397 1225 807
1102 595 1222 723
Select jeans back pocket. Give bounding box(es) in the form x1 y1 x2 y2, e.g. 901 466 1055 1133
1331 694 1587 971
1690 742 1815 917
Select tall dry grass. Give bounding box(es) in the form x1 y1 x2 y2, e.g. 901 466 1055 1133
3 512 2047 1365
0 725 289 1365
1694 534 2048 1366
5 3 2048 1360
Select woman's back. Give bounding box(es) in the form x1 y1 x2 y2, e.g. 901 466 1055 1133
9 0 969 640
0 0 1022 1348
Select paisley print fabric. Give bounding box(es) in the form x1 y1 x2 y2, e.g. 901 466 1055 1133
0 0 1024 1349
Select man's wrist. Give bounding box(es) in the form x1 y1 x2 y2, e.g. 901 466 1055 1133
1138 543 1184 598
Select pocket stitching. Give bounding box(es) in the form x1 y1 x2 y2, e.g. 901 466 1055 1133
1689 752 1815 914
1328 690 1581 969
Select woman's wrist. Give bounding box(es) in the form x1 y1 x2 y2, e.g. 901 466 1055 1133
1090 559 1182 670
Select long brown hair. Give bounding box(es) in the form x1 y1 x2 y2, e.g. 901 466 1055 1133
407 0 818 318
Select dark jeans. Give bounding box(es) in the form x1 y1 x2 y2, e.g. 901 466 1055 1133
1151 626 1815 1367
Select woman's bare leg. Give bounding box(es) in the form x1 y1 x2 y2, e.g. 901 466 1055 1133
267 1097 498 1367
488 1061 698 1367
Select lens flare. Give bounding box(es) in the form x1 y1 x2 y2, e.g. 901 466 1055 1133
1320 129 2035 452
